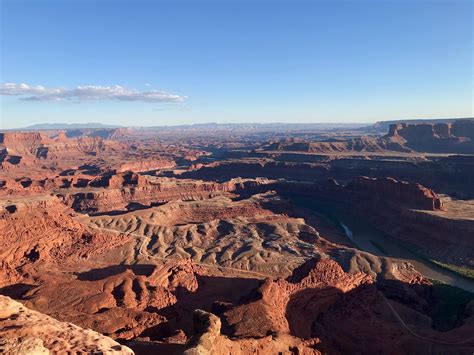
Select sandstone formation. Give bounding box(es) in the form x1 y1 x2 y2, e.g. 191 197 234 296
21 260 202 340
325 177 471 269
1 120 473 354
59 175 272 214
0 195 130 287
184 309 320 355
273 177 474 269
183 258 474 354
383 119 474 153
223 258 373 339
263 137 387 153
181 154 474 199
0 131 123 161
251 176 444 212
116 159 176 173
0 295 134 354
346 176 444 210
83 192 327 276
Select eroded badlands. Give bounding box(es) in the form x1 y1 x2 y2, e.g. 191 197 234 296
1 120 473 354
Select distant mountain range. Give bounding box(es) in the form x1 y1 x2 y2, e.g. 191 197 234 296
11 118 474 133
12 122 369 132
135 122 370 131
17 123 122 130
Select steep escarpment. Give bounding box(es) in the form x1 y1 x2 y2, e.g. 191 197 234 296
181 156 474 199
0 132 47 156
0 131 135 184
371 202 474 270
263 137 387 153
59 175 273 214
183 159 331 182
1 123 473 354
0 131 123 160
116 159 176 173
273 176 444 212
259 120 474 155
334 178 472 269
277 177 473 269
346 176 443 210
383 119 474 153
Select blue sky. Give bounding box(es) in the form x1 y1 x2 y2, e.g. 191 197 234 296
1 0 472 128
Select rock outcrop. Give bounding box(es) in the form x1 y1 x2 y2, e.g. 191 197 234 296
275 178 474 268
0 131 123 160
213 258 474 354
116 159 175 173
0 295 134 354
223 258 373 339
180 154 474 199
347 176 444 211
21 260 202 340
383 119 474 153
274 176 444 212
59 176 273 214
0 195 129 286
1 123 473 354
184 309 321 355
263 137 386 153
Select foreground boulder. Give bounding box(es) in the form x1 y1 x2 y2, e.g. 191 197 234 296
223 258 373 339
184 309 321 355
0 295 134 354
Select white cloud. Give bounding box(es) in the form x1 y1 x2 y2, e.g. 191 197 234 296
0 83 185 103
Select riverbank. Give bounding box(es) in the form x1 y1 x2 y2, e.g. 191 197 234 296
290 196 474 293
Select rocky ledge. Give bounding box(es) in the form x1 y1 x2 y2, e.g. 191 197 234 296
0 295 134 354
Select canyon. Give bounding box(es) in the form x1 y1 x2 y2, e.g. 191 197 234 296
0 119 473 353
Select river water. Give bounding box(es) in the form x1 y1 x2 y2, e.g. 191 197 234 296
292 197 474 293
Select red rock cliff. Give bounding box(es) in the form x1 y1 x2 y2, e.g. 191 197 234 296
347 176 443 211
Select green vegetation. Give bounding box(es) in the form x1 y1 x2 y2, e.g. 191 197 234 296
369 240 388 255
292 195 474 281
429 260 474 281
384 237 474 281
430 280 474 331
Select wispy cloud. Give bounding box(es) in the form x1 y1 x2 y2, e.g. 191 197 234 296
0 83 186 103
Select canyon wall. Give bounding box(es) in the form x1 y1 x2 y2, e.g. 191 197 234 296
346 176 443 210
58 174 272 214
0 131 123 159
182 155 474 199
274 177 473 269
384 119 474 153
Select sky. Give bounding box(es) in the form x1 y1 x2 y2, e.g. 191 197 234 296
0 0 472 129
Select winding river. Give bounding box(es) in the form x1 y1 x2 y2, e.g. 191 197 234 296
292 197 474 293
